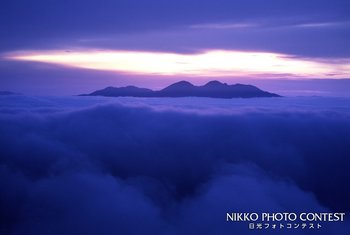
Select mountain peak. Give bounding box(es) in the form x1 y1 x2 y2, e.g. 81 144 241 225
203 80 226 87
166 81 194 88
159 81 195 97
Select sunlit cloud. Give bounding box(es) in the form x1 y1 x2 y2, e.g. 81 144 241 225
5 49 350 78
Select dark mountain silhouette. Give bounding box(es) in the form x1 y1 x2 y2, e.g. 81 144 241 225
88 86 153 97
81 81 281 98
157 81 196 97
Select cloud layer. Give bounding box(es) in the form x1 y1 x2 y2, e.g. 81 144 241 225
1 0 349 57
1 96 350 234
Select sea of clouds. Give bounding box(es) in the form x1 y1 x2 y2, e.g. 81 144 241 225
0 95 349 234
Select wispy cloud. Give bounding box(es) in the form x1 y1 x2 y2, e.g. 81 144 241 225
190 19 350 30
292 21 350 28
189 23 257 29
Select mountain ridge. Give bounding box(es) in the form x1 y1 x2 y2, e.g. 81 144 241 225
81 81 281 98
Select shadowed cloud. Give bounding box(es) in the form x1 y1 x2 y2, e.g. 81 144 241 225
0 96 349 234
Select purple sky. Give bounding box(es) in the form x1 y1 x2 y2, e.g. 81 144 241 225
0 0 349 96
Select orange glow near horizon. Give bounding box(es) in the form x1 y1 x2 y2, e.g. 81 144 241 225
5 49 350 78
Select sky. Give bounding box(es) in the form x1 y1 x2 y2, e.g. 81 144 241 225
0 0 350 95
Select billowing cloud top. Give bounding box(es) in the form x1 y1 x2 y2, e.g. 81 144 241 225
0 95 350 234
